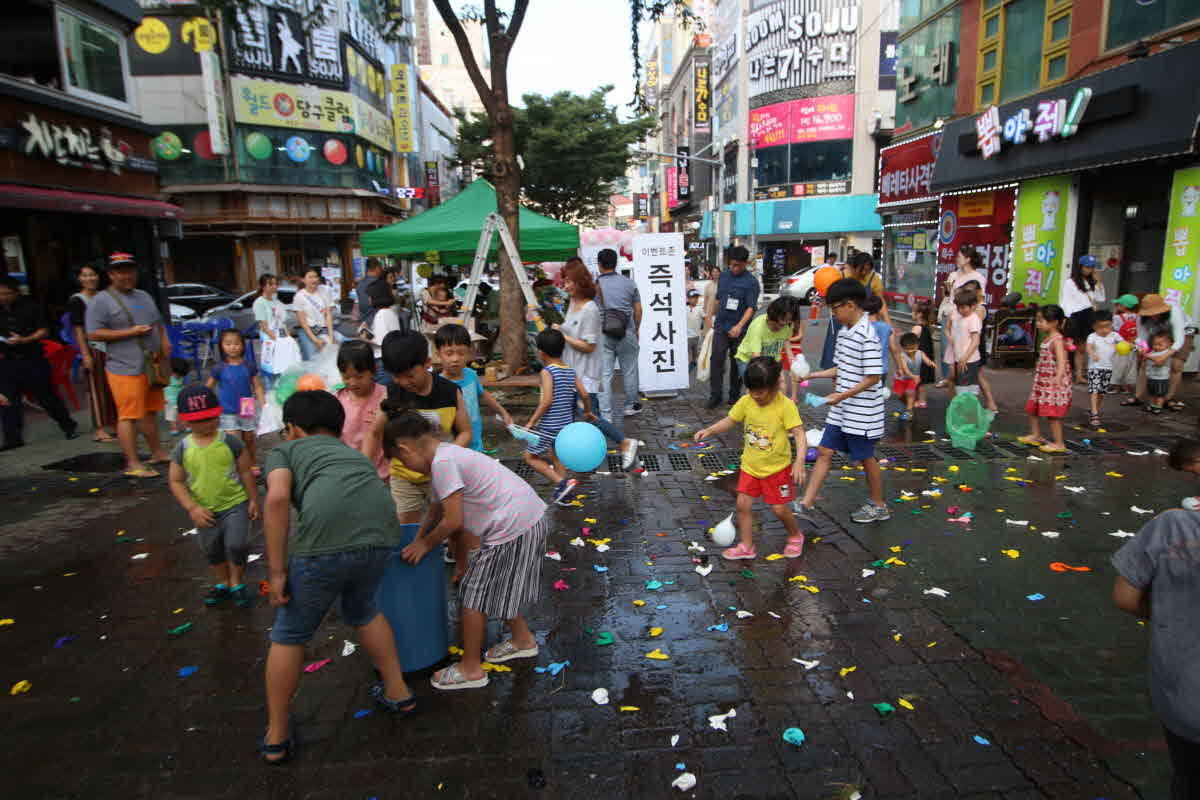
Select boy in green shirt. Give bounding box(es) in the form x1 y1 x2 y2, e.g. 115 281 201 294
735 297 795 377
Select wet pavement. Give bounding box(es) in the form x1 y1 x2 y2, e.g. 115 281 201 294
1 323 1196 799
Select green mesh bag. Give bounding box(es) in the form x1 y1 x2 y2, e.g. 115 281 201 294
946 391 992 451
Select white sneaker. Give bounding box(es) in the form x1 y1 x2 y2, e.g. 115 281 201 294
623 403 644 417
621 439 639 470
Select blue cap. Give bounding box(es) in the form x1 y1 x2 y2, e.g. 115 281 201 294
1078 254 1098 268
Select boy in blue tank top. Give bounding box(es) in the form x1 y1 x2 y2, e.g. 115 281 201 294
523 329 592 507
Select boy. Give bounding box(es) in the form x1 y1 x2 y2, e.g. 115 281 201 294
261 391 415 764
1085 310 1122 427
795 278 889 524
1169 438 1200 511
164 357 191 435
386 411 550 691
1111 294 1139 393
434 323 512 451
694 357 806 560
1146 331 1175 415
524 328 592 506
166 385 259 608
894 332 935 421
1111 500 1200 798
735 296 795 373
948 286 983 393
687 289 703 370
365 331 472 524
862 295 897 382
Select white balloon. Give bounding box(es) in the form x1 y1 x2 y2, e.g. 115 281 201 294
805 428 823 448
712 514 736 546
882 387 891 400
790 353 811 379
1184 497 1200 511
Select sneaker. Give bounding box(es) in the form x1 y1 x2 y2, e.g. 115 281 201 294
203 584 230 607
850 503 891 524
443 547 456 564
621 439 639 471
791 502 818 527
899 410 913 421
230 584 252 608
721 543 757 560
553 478 578 506
623 403 644 417
783 537 805 558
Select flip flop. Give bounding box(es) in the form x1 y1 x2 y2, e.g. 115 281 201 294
260 737 293 765
431 663 489 691
1038 444 1068 454
485 639 539 663
1015 435 1044 447
123 467 160 478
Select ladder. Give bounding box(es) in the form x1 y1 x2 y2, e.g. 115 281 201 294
459 212 544 332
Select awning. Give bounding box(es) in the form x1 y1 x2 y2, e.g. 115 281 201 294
95 0 142 29
0 185 183 220
702 193 882 238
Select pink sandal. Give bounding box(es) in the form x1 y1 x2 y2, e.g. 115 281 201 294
721 543 757 561
783 537 805 558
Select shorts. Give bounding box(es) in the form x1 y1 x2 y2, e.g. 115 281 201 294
954 360 981 386
196 501 250 566
390 476 432 515
270 546 391 645
1148 378 1171 398
459 515 550 619
106 371 165 421
892 376 919 395
1087 368 1112 395
220 412 259 432
735 465 794 505
820 423 879 463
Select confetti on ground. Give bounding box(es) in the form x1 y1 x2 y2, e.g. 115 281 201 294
569 537 584 547
861 569 876 578
1063 486 1085 493
923 587 949 597
178 666 198 678
1041 531 1061 538
671 772 697 792
481 662 511 672
645 580 663 590
553 579 570 591
342 640 357 656
593 565 609 573
10 680 32 695
1131 506 1153 515
131 553 150 560
670 734 680 746
973 735 991 746
873 702 896 716
708 708 737 731
793 658 819 670
1001 549 1020 559
649 627 664 637
735 610 753 619
618 705 640 712
167 623 193 638
1106 471 1124 478
788 575 808 582
534 661 570 676
594 631 615 646
707 622 729 632
303 658 332 673
1027 593 1046 602
839 666 857 678
782 727 806 747
765 553 785 561
695 564 713 576
545 551 562 561
898 698 915 710
1049 562 1091 572
645 648 669 661
591 688 610 705
1005 519 1028 526
1109 530 1135 538
632 599 646 607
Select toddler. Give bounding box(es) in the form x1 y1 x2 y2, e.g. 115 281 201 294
948 286 983 394
910 301 937 408
523 328 592 506
1111 294 1139 394
207 329 265 469
894 333 936 420
1085 310 1122 427
1168 438 1200 511
1145 332 1175 414
1019 305 1071 453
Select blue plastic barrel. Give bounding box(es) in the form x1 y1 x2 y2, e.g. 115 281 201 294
375 523 448 673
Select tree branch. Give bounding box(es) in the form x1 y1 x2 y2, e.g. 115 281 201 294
430 0 498 118
507 0 530 41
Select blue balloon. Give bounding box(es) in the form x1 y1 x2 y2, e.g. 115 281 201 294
806 447 818 463
554 421 607 472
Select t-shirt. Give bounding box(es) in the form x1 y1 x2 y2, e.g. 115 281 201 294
430 443 547 546
210 361 257 415
385 374 462 483
369 306 402 358
561 300 602 394
729 392 803 478
687 304 703 338
171 432 247 513
714 269 761 333
449 368 485 451
294 288 330 329
1111 509 1200 742
0 296 49 359
265 434 398 557
735 314 792 363
871 320 894 373
825 314 885 439
950 312 982 364
85 288 163 375
1087 331 1122 370
1147 351 1173 380
253 296 288 337
336 384 389 480
596 272 640 334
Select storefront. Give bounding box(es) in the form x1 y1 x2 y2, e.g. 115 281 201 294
877 132 941 316
930 42 1200 327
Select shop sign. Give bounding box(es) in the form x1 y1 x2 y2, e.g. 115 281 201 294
746 0 860 99
878 31 897 91
200 51 231 156
693 61 711 133
231 76 392 150
632 233 688 391
424 161 440 206
749 94 854 149
635 193 649 220
16 112 141 174
228 4 345 89
711 0 740 85
878 133 941 206
666 166 679 209
1158 166 1200 318
975 87 1093 159
936 188 1016 309
130 15 213 76
754 179 849 200
1010 176 1072 305
677 147 691 200
898 42 953 104
722 145 738 205
645 59 658 110
390 63 414 153
395 187 425 199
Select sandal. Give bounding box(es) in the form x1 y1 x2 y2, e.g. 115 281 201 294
370 683 417 715
1168 400 1186 411
721 543 757 560
1088 413 1101 427
431 663 489 691
260 736 294 765
1016 435 1045 447
485 639 539 663
1120 397 1142 407
1038 444 1068 454
783 537 805 559
123 467 159 478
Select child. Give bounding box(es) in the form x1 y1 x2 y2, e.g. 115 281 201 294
1145 331 1175 414
735 297 795 374
686 289 703 370
164 357 191 435
1111 503 1200 798
780 297 807 406
523 328 592 506
420 275 455 326
366 279 402 385
435 323 512 452
863 295 897 383
335 341 389 481
1018 305 1071 453
207 329 266 469
367 331 472 524
1112 294 1139 394
911 301 937 408
166 385 258 609
261 391 415 764
948 286 983 394
1168 438 1200 510
795 278 889 525
693 356 806 560
385 411 550 690
894 333 936 421
1085 310 1122 427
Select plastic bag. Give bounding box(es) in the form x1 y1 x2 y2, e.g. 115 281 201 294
946 392 992 450
790 352 811 379
261 336 301 375
696 329 714 382
257 400 284 436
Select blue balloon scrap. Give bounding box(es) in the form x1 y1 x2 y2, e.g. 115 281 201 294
803 392 827 407
354 709 374 719
53 635 74 649
1027 593 1046 602
707 621 729 632
655 604 667 610
178 666 198 678
782 727 806 747
675 762 686 771
646 580 663 590
534 660 570 677
594 565 609 573
973 735 991 746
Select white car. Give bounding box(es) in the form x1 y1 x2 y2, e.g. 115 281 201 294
781 267 820 304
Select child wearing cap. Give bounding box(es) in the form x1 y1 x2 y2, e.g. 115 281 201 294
687 289 703 371
167 385 259 608
1111 294 1139 395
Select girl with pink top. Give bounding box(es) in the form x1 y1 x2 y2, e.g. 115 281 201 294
335 341 389 480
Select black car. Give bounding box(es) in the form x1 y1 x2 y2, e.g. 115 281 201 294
164 282 238 313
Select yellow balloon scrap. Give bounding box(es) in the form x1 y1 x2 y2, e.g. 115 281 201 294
587 538 612 546
893 467 907 472
926 641 938 647
1106 471 1124 478
910 468 927 473
898 698 915 710
889 546 902 553
1054 474 1067 480
1001 549 1020 559
801 585 820 593
89 488 99 494
839 476 857 481
448 645 464 655
893 633 902 642
932 476 948 483
765 553 785 561
481 662 511 672
0 618 13 626
839 666 857 678
576 494 587 499
645 648 669 660
884 557 906 566
584 518 597 524
948 465 959 472
788 575 808 582
649 627 664 637
701 495 711 501
172 608 183 614
632 599 646 607
10 680 31 695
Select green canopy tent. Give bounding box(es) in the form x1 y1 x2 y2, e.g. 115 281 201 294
360 178 579 263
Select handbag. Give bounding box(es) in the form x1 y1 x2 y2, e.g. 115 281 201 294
106 288 170 388
595 276 629 339
695 329 714 382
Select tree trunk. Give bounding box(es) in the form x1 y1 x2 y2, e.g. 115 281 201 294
491 114 525 370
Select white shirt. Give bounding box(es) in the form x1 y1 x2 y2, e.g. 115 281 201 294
561 299 602 395
687 303 703 338
369 307 402 358
939 269 987 317
1059 278 1105 316
1087 331 1122 370
294 288 330 328
824 314 885 439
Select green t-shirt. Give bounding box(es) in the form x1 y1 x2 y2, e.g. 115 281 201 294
170 432 248 513
264 434 398 557
736 314 793 363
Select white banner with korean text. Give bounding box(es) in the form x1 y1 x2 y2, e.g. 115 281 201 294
633 233 688 393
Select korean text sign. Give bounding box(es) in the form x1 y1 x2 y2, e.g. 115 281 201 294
231 76 392 151
633 234 688 392
1010 176 1072 305
749 95 853 149
1159 166 1200 319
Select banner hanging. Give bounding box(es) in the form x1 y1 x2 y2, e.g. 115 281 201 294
1159 166 1200 320
632 233 688 392
1010 175 1072 306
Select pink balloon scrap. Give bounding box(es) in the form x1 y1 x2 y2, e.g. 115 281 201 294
553 579 571 592
303 658 333 673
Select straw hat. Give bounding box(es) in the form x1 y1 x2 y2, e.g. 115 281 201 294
1137 293 1171 316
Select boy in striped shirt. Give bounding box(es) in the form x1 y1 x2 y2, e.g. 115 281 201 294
795 278 890 524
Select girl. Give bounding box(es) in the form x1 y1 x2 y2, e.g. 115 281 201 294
937 246 987 387
1018 305 1071 454
67 264 117 442
295 268 335 360
953 281 999 412
252 273 290 392
335 341 389 480
693 357 806 561
1060 255 1105 384
910 301 937 408
366 280 402 385
207 329 266 470
387 410 551 691
1111 294 1139 396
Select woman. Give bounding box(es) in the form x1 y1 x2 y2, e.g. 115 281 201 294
68 264 117 442
253 273 292 390
701 264 722 332
819 251 888 369
937 245 988 386
294 267 335 360
366 279 402 384
554 259 639 471
1060 254 1105 384
1125 293 1191 411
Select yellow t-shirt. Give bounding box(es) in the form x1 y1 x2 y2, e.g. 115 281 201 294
728 392 803 478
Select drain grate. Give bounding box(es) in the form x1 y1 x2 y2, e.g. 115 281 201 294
606 454 625 473
668 453 692 471
936 445 978 460
639 454 662 472
1086 438 1125 453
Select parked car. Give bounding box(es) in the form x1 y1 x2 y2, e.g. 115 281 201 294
164 282 237 313
204 287 298 335
781 266 820 304
169 303 197 324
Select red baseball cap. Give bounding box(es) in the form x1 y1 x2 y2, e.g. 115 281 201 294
177 385 222 422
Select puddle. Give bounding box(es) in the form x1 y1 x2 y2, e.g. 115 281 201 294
42 452 130 473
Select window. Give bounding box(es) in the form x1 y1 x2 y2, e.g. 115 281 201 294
0 1 58 89
1000 0 1045 101
56 7 130 110
753 145 789 189
788 139 853 183
1041 4 1072 86
975 0 1076 107
1107 0 1198 51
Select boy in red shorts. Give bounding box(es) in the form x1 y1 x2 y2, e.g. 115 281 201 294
694 356 807 560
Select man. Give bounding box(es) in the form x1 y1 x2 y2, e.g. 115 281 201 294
86 252 171 477
707 245 760 409
824 252 838 269
0 276 78 450
355 257 384 329
595 248 644 420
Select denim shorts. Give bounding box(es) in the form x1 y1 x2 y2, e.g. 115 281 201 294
820 423 879 463
270 546 391 645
